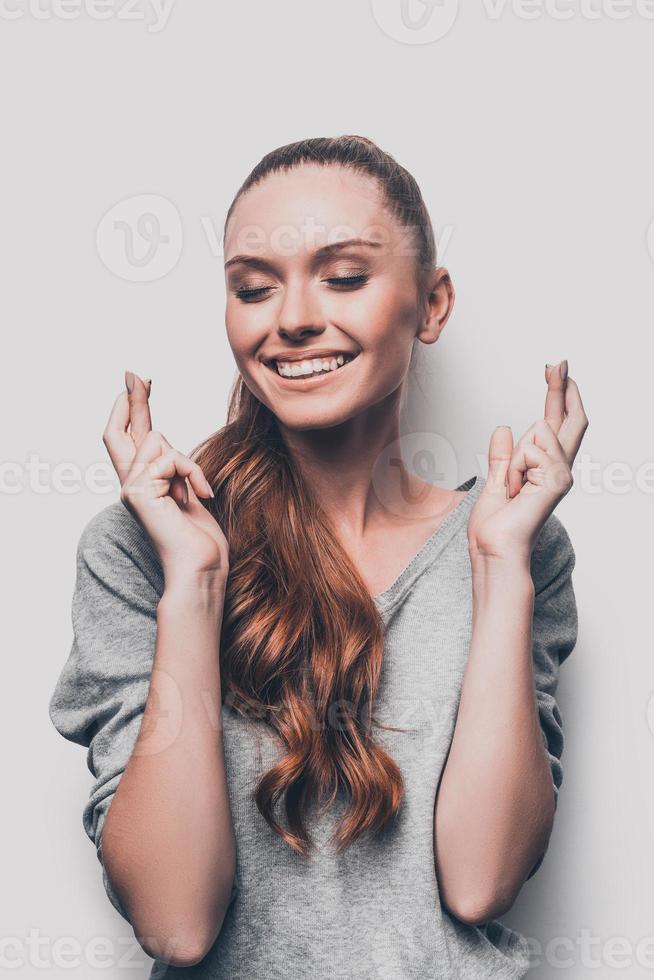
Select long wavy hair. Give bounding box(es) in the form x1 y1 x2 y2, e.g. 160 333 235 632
190 135 438 856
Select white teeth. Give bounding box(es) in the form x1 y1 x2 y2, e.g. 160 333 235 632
275 353 356 378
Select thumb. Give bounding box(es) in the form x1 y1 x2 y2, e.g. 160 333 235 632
487 425 513 492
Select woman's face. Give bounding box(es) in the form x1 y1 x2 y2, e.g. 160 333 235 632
224 163 448 431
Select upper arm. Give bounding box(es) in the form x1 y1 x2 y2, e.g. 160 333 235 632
49 503 164 921
524 512 578 880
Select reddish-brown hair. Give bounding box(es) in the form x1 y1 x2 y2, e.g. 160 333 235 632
191 135 437 856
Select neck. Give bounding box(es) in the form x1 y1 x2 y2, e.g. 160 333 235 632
276 389 438 541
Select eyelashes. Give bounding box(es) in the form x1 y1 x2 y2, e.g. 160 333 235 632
234 273 370 303
235 285 273 301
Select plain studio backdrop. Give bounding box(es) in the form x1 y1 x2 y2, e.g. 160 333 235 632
2 2 651 977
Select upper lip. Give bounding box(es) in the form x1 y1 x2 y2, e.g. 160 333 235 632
261 349 360 366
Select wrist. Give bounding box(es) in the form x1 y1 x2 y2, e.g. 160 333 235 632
160 569 228 609
469 552 534 593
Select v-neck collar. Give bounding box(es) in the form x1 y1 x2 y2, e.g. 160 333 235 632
372 474 485 613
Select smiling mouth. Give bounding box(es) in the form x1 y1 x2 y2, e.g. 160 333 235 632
264 351 360 380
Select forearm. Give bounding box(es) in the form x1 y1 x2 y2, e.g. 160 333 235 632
434 558 554 924
102 581 236 966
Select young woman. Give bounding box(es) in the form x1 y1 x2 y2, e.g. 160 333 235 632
49 135 588 979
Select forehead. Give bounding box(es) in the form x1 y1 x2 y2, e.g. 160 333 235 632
224 163 402 259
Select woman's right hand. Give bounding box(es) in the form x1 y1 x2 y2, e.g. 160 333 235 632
103 371 229 591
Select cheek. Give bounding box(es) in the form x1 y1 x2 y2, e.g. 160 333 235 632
225 306 263 364
225 310 271 400
349 285 417 359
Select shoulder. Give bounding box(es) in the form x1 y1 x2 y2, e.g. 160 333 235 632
76 501 163 596
530 510 576 595
79 500 144 549
78 501 154 558
529 512 578 671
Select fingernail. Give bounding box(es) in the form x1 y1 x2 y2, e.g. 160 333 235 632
207 482 215 498
559 359 568 382
125 370 134 394
143 378 152 386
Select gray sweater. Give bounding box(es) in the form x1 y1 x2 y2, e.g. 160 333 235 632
49 473 578 979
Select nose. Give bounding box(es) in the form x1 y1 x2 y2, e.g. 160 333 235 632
276 277 325 342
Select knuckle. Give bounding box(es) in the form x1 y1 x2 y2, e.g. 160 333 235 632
560 469 574 491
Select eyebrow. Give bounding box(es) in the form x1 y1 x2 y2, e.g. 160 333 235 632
224 238 383 271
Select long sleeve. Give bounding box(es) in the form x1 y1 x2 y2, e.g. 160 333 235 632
524 511 578 880
49 502 164 921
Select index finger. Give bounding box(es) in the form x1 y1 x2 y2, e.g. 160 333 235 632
103 390 135 484
125 371 152 449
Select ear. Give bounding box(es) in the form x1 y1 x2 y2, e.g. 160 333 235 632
416 267 455 345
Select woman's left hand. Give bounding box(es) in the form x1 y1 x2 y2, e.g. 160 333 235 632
468 360 589 564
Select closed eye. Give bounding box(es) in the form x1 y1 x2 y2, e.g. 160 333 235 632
325 274 369 288
235 274 369 303
235 285 274 301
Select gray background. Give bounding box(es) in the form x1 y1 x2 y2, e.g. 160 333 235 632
2 1 652 976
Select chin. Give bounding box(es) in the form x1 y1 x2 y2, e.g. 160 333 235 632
273 406 360 431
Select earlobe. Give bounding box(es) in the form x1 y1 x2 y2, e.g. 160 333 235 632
415 318 442 345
